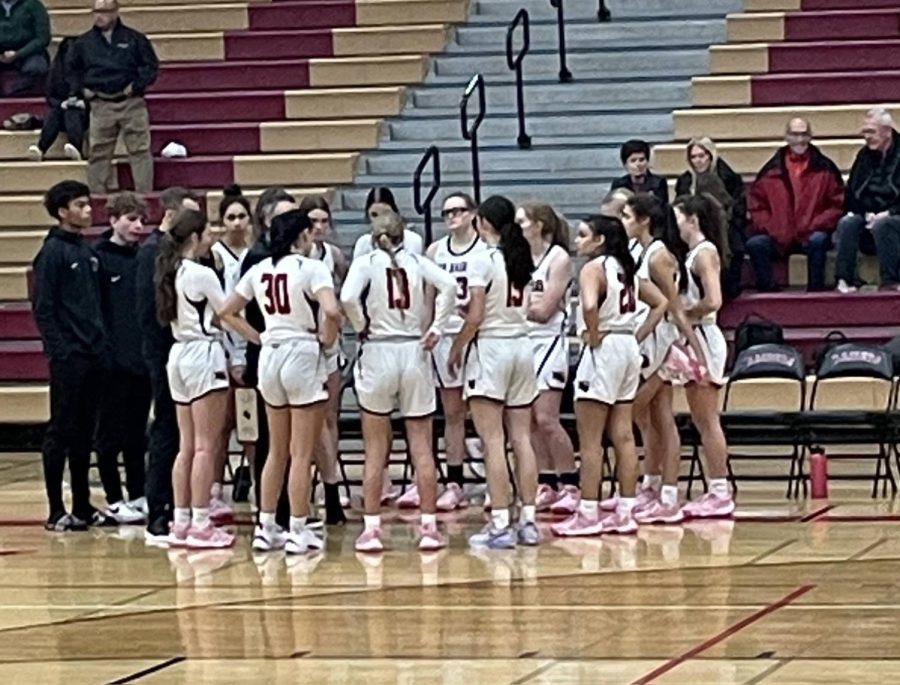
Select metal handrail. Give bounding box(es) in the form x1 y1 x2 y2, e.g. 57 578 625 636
413 145 441 245
459 73 486 205
598 0 611 22
505 8 532 149
549 0 573 83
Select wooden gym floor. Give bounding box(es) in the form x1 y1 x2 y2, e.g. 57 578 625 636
1 453 900 684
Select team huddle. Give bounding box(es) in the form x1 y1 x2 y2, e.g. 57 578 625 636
154 185 735 553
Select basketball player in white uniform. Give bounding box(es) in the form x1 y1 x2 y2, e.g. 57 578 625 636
222 209 342 554
155 209 259 550
300 195 349 525
352 186 424 259
672 194 734 519
446 195 540 549
341 211 457 553
416 192 487 512
551 214 667 538
617 193 708 524
517 202 580 516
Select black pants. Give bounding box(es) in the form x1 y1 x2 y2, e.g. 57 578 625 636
253 390 290 527
95 367 152 504
38 105 86 154
145 356 179 522
42 354 103 518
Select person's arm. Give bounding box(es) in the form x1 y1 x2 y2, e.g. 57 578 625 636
329 244 349 284
747 178 772 237
418 257 457 343
648 250 706 367
528 250 571 323
204 269 260 345
305 261 341 348
14 2 50 60
352 234 370 261
131 31 159 95
578 260 605 348
339 258 371 333
446 287 484 377
66 37 85 98
31 248 71 360
684 249 722 322
635 277 667 344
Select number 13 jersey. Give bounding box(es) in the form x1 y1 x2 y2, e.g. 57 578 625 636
431 234 489 335
470 248 531 338
234 254 334 345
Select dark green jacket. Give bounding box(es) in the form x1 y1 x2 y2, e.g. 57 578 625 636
0 0 50 60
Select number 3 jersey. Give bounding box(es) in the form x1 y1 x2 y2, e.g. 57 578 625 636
234 254 334 345
430 234 489 335
576 255 641 336
340 247 457 340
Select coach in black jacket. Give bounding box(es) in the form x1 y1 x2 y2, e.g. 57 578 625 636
31 180 109 531
135 187 199 541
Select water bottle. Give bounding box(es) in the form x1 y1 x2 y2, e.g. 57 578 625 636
809 446 828 499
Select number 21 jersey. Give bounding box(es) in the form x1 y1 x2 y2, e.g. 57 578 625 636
234 254 333 345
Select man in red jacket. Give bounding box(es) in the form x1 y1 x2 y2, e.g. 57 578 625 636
747 118 845 291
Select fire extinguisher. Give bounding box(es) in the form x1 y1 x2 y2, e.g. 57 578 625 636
809 446 828 499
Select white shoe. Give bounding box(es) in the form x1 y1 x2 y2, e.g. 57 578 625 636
286 528 325 554
63 143 82 160
27 144 42 161
251 524 286 552
836 279 858 294
106 500 144 524
128 497 148 516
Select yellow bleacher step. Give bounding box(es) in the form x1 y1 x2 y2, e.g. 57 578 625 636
674 104 894 142
654 139 861 176
0 161 86 194
284 86 406 119
788 253 880 289
260 120 382 153
48 4 248 36
334 24 451 56
710 44 770 75
726 12 786 43
692 75 753 107
0 197 56 229
0 232 45 265
232 152 358 186
743 0 799 10
355 0 468 26
310 55 430 88
0 267 30 301
0 385 49 424
44 0 265 8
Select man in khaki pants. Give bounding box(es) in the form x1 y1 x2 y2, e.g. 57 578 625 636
68 0 158 193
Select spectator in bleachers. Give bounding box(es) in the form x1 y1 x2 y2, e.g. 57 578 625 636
27 37 86 161
835 108 900 293
609 139 668 208
0 0 49 96
747 118 845 292
68 0 158 193
675 137 746 300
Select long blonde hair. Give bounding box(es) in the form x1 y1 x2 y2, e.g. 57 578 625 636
372 211 407 314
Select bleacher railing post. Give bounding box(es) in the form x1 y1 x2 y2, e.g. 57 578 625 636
506 8 532 150
459 73 486 205
413 145 441 246
549 0 573 83
598 0 611 22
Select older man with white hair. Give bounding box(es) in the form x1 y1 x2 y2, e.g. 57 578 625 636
835 107 900 292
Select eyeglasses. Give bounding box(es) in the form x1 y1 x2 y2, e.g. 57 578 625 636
441 207 468 219
225 213 248 222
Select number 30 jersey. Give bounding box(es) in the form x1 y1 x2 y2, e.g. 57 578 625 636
235 254 334 345
430 234 489 335
576 255 641 336
340 247 457 340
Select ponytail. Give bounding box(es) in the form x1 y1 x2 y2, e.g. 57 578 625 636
672 193 731 266
521 201 570 251
269 209 311 264
627 192 688 291
479 195 533 291
154 209 207 325
371 211 407 312
582 214 637 285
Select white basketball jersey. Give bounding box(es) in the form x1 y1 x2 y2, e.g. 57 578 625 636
430 232 489 335
528 244 570 337
577 255 640 336
630 238 674 320
469 248 530 338
171 259 226 342
353 228 424 260
235 254 333 345
341 247 457 340
683 240 719 325
212 241 248 295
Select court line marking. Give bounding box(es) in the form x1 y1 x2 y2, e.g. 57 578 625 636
108 655 185 684
799 505 834 522
629 584 816 685
848 537 888 560
745 538 797 565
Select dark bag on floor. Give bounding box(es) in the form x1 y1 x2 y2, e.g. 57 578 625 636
733 314 784 358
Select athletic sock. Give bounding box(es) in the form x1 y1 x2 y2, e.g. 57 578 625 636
578 500 598 517
259 511 277 529
421 513 437 527
447 464 465 486
174 507 191 527
616 497 636 517
191 507 210 528
661 485 679 507
364 514 381 532
559 471 580 488
709 478 730 499
642 474 663 491
519 504 536 525
289 516 307 534
491 508 510 530
538 472 559 490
